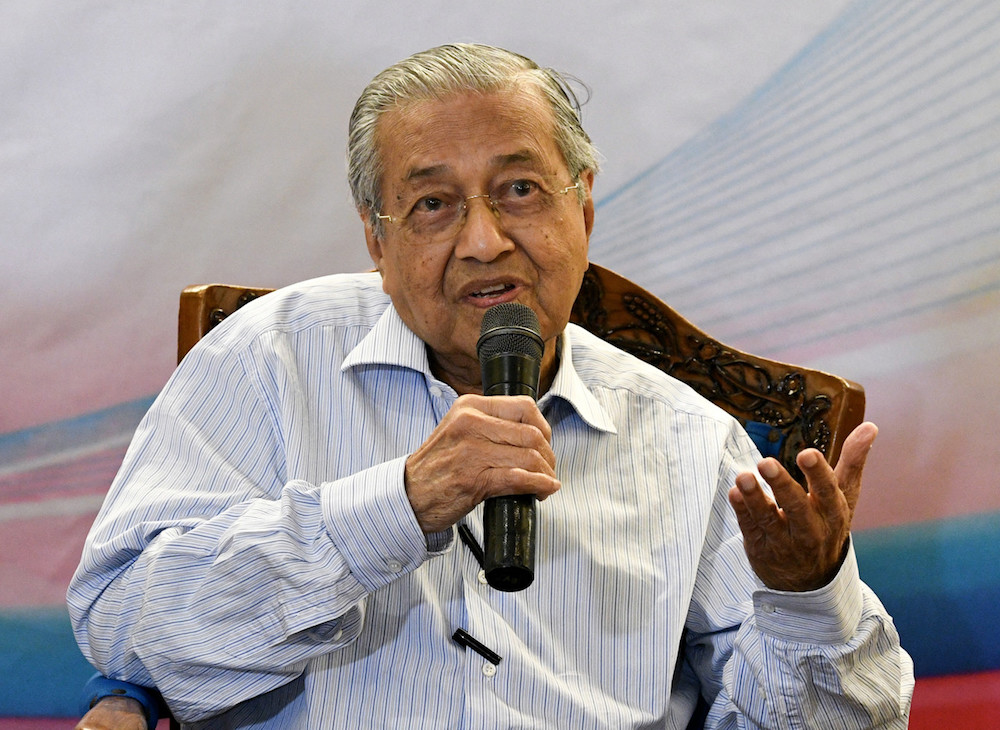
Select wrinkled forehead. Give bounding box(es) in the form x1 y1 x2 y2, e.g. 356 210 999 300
374 84 563 190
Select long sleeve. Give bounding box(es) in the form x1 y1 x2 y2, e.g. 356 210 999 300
679 428 914 729
67 278 451 721
718 545 913 728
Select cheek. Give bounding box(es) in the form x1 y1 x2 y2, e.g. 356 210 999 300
534 231 588 328
381 251 451 324
382 247 437 292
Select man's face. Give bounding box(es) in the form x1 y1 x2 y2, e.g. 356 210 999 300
363 85 595 393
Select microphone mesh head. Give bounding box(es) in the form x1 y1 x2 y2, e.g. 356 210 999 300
477 302 543 361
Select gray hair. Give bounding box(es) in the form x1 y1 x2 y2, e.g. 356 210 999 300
347 43 601 235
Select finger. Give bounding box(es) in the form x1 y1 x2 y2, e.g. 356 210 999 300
794 449 843 518
462 394 552 440
460 411 556 469
832 421 878 513
728 484 759 535
756 458 812 522
729 481 766 529
482 441 558 480
483 465 562 500
448 397 553 447
731 471 783 530
729 481 790 568
439 413 559 487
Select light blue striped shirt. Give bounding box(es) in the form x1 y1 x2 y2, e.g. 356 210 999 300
68 272 912 728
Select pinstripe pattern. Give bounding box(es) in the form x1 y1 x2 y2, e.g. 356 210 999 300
68 273 911 727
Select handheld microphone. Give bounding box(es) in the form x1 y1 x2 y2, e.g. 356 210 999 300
476 302 544 592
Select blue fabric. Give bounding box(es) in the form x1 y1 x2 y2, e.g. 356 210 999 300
743 420 785 460
79 673 161 729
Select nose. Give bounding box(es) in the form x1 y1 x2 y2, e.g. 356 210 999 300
453 195 515 262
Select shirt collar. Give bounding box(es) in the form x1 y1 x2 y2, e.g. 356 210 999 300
543 326 618 435
341 304 431 373
342 306 618 435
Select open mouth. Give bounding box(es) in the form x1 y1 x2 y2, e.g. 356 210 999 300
470 283 515 298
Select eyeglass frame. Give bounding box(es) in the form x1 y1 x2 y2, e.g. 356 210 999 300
373 178 582 242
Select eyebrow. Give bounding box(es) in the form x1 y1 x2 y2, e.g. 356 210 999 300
492 150 540 168
404 164 449 183
403 150 544 184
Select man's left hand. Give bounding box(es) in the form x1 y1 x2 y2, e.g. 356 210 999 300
728 422 878 592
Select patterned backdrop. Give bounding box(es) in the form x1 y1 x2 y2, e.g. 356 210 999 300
1 0 997 725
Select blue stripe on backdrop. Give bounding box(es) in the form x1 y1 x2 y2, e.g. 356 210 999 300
0 397 154 477
0 607 94 716
1 512 997 716
854 511 1000 678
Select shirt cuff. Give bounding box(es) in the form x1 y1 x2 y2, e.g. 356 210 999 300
751 538 864 645
322 456 452 593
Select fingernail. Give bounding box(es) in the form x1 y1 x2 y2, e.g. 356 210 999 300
759 460 779 479
800 451 818 468
738 475 757 493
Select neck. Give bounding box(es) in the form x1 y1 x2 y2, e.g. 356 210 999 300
429 336 560 397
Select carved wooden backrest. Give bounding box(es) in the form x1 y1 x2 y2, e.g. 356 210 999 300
178 262 864 476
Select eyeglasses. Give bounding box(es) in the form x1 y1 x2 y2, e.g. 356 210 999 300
376 178 581 244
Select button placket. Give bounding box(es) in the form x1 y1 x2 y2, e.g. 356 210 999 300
454 517 505 682
426 378 456 422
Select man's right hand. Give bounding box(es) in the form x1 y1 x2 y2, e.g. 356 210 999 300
403 394 560 534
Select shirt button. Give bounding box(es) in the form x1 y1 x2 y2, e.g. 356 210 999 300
385 559 403 573
761 602 776 614
482 663 497 677
333 630 344 641
477 569 488 585
429 386 443 397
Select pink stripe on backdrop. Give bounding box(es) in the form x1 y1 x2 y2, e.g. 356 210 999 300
0 447 126 503
0 513 99 606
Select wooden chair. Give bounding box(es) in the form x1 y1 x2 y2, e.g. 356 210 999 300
77 261 864 728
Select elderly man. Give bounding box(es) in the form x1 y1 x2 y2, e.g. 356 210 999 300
70 44 913 728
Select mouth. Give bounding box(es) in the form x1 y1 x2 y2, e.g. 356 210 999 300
469 283 516 299
461 281 522 309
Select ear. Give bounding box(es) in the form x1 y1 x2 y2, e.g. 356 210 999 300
580 169 596 236
361 210 385 274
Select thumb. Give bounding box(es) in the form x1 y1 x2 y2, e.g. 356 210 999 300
834 421 878 515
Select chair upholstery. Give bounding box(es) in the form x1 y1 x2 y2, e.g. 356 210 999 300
78 262 864 728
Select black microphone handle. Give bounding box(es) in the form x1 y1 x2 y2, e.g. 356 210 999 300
483 494 536 591
481 354 539 592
